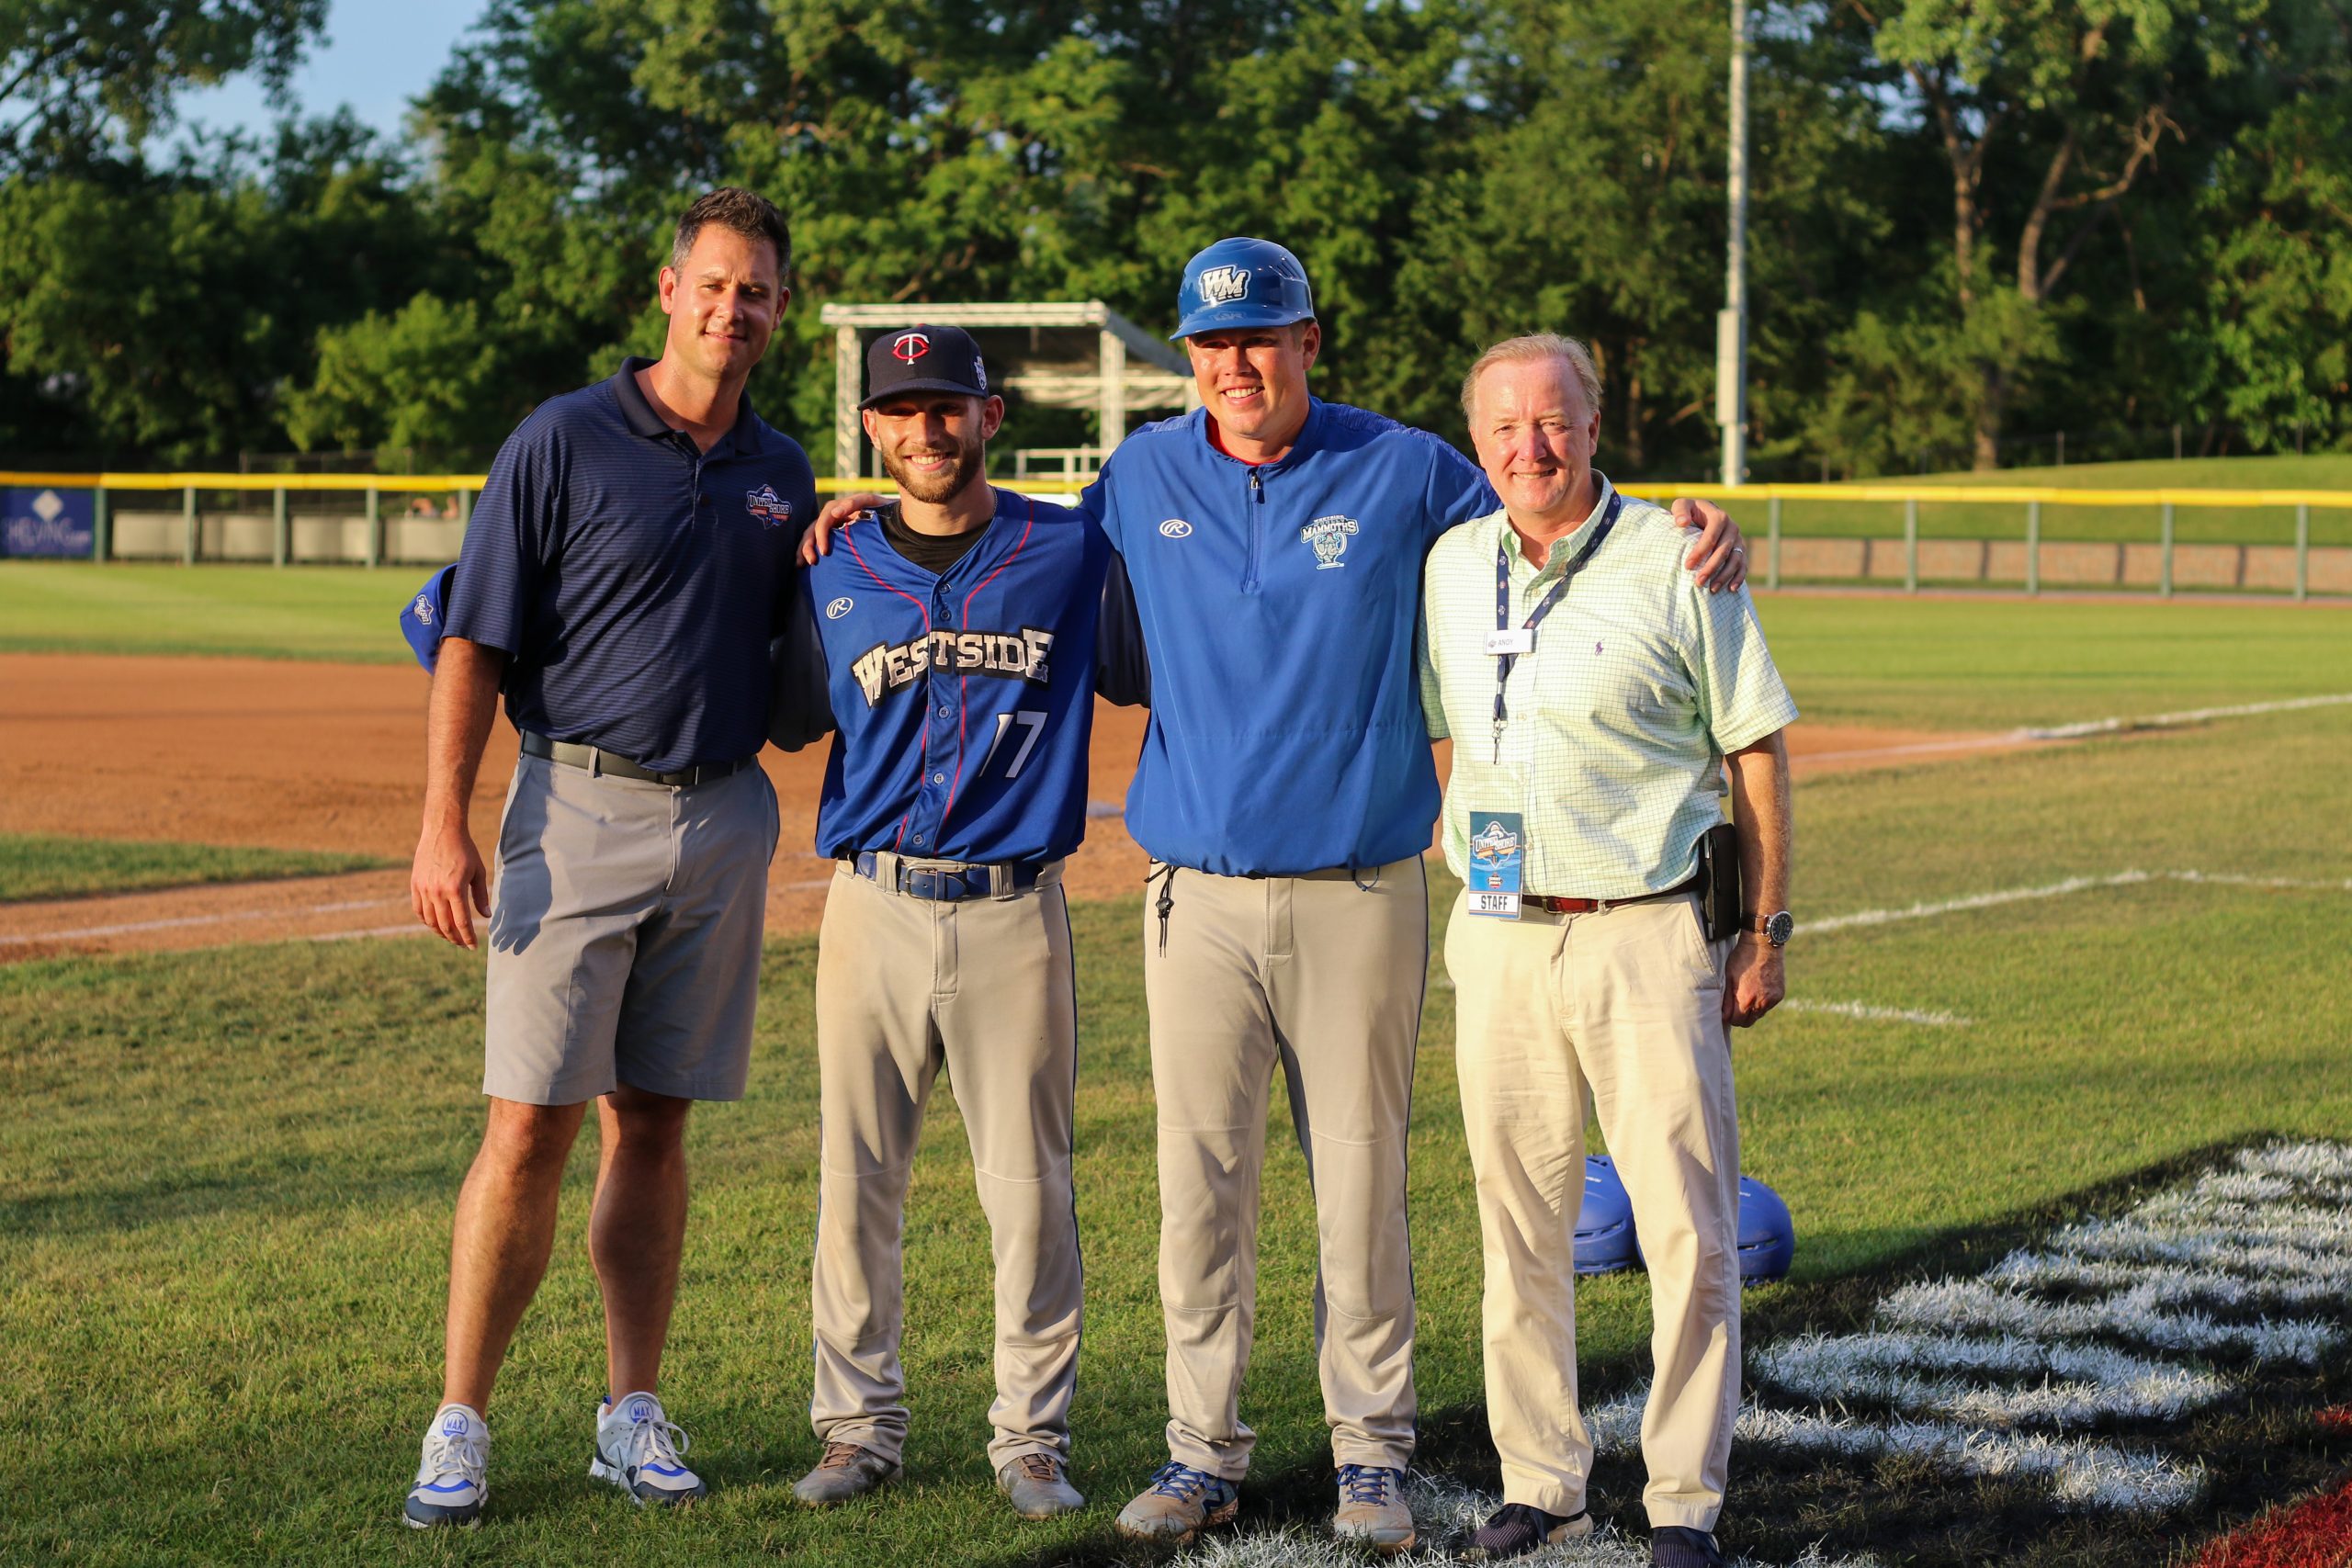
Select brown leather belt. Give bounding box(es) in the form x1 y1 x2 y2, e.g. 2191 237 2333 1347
1525 874 1701 916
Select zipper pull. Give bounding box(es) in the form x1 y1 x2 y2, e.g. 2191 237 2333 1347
1250 469 1262 502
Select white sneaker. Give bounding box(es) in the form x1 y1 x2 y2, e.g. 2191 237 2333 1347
591 1391 707 1506
403 1403 489 1528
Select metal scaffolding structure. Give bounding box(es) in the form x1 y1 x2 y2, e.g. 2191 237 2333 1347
818 300 1198 480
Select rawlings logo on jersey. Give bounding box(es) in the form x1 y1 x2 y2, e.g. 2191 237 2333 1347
850 627 1055 707
1300 513 1360 569
1159 518 1193 538
1196 265 1250 305
746 485 793 528
825 596 854 620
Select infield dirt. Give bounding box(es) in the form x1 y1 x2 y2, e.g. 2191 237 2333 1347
0 652 2043 959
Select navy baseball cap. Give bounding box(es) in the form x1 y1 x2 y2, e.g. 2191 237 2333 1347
860 323 991 408
1170 237 1315 340
400 565 455 673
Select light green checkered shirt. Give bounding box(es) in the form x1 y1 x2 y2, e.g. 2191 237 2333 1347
1418 477 1798 898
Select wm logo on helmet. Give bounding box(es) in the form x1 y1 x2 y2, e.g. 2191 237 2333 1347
1196 265 1250 305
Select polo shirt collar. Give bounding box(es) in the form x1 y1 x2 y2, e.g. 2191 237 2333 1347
1509 471 1617 581
610 356 770 455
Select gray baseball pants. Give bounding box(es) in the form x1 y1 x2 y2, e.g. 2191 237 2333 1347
808 855 1083 1470
1142 854 1429 1478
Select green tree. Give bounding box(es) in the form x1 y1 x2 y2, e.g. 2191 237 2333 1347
2177 92 2352 451
0 0 326 170
1852 0 2282 468
284 293 508 456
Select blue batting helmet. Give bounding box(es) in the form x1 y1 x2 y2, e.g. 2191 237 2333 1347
1736 1176 1796 1284
1574 1156 1638 1275
1170 236 1316 341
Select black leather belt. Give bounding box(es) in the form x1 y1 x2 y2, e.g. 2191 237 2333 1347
521 730 754 788
1525 873 1702 916
848 852 1049 902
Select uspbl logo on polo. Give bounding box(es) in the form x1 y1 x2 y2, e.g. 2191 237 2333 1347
825 596 854 620
1158 518 1193 538
745 484 793 527
890 331 930 362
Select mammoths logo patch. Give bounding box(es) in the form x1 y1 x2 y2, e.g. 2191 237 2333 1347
1196 265 1250 305
971 355 988 390
851 627 1055 707
1300 513 1360 569
890 331 930 363
412 594 434 626
745 485 793 528
1159 518 1193 538
825 597 854 620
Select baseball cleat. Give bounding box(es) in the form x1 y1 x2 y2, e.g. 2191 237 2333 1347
590 1391 706 1506
997 1450 1086 1518
1114 1462 1240 1542
1331 1463 1415 1553
1464 1501 1593 1559
791 1441 900 1506
403 1402 489 1529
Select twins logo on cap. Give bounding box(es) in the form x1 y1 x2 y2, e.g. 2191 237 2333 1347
891 331 930 363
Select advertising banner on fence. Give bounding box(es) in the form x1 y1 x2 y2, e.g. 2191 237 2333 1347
2 487 96 558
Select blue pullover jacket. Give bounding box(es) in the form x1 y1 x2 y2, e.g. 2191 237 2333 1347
1083 399 1497 875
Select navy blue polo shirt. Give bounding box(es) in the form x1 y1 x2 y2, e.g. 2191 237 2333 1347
442 357 818 773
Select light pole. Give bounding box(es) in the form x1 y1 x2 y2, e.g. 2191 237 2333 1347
1716 0 1751 486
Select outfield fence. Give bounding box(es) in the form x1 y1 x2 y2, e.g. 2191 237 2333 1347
3 471 2349 598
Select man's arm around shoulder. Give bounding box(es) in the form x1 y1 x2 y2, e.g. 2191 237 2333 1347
1723 728 1791 1028
413 637 505 950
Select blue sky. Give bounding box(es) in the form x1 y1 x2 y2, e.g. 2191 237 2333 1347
171 0 491 148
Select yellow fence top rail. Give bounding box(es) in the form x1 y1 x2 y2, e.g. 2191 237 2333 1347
3 471 2349 507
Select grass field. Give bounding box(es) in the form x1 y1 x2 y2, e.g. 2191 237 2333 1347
0 834 381 903
4 593 2349 1564
1747 454 2352 547
0 561 421 662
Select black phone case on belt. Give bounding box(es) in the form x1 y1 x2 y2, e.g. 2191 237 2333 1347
1699 821 1743 942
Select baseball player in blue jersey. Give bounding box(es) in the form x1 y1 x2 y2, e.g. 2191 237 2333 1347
803 243 1747 1553
767 324 1133 1520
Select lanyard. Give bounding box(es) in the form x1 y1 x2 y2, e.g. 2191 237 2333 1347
1492 488 1622 761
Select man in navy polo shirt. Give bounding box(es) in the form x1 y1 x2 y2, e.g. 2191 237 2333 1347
401 187 817 1529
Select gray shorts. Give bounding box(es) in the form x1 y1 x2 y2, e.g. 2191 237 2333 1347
481 752 778 1105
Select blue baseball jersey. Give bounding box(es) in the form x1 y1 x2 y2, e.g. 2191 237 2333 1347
1080 399 1498 875
770 491 1114 864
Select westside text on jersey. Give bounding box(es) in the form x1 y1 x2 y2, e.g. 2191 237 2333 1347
851 627 1057 706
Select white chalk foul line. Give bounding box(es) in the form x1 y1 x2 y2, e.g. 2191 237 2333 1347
0 897 404 947
1812 869 2352 934
2021 691 2352 741
1779 998 1972 1027
1801 691 2352 766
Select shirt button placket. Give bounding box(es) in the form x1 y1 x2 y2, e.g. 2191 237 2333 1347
910 591 955 852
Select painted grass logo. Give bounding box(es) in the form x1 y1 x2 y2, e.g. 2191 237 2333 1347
1170 1141 2352 1567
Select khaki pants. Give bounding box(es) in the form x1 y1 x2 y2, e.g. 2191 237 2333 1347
1443 889 1740 1532
1143 855 1429 1478
808 859 1082 1470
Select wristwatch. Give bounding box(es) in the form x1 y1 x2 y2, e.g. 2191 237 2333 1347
1742 910 1793 948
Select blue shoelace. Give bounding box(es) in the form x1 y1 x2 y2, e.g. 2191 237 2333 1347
1336 1463 1401 1504
1148 1462 1228 1500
